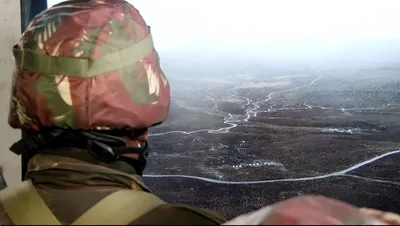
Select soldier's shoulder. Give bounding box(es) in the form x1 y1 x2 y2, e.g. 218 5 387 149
130 203 227 225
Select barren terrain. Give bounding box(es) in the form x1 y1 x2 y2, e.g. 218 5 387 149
144 65 400 218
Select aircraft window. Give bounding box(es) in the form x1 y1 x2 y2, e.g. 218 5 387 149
44 0 400 218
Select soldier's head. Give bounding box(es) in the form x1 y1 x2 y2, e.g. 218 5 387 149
8 0 170 175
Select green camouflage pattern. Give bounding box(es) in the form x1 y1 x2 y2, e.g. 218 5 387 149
0 152 226 225
224 195 400 225
9 0 170 130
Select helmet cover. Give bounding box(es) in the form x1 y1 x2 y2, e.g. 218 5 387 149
9 0 170 131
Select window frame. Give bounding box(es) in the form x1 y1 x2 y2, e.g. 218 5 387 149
20 0 48 32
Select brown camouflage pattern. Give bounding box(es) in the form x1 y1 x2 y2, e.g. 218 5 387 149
5 0 400 225
0 151 226 225
224 195 400 225
9 0 170 130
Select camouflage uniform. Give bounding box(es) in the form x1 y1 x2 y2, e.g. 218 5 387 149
0 0 226 224
0 153 226 225
1 0 400 225
224 196 400 225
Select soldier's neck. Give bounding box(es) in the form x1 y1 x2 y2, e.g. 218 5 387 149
26 151 150 191
37 147 140 176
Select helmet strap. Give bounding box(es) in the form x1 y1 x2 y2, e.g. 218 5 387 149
10 129 150 175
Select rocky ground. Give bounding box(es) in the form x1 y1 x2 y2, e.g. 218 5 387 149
144 68 400 218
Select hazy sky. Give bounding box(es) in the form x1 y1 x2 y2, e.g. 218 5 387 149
47 0 400 58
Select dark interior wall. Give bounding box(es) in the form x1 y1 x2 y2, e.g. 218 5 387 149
20 0 48 32
19 0 48 181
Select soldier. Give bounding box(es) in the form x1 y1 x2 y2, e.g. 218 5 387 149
1 0 400 225
224 195 400 225
0 0 226 224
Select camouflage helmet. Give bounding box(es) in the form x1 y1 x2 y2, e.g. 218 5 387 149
8 0 170 131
